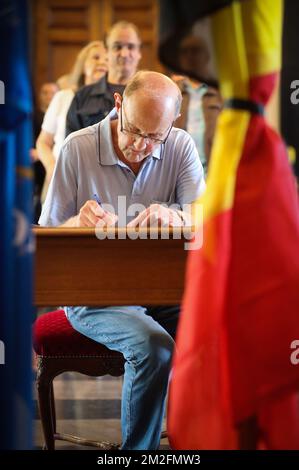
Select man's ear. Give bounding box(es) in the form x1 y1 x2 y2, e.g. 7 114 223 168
114 93 122 113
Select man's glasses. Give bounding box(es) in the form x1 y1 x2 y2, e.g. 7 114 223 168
120 102 173 145
111 42 140 52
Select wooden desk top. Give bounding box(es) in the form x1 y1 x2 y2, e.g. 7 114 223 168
33 227 192 306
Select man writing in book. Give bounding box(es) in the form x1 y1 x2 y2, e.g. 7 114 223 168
39 71 205 450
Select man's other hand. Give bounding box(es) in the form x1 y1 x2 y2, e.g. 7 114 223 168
127 204 185 228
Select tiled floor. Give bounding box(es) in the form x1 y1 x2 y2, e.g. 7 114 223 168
34 372 169 450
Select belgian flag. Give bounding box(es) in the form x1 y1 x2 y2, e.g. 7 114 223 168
167 0 299 449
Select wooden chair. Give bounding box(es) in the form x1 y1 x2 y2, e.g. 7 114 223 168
33 309 125 450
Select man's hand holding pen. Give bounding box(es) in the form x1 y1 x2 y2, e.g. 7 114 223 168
75 200 118 227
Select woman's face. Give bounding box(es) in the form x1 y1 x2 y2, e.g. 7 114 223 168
83 45 108 85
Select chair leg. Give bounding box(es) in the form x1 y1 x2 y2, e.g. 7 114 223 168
36 357 56 450
50 383 56 434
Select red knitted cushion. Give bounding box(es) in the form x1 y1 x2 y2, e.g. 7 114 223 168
33 309 122 358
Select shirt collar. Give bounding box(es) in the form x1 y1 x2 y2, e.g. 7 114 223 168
99 109 165 165
185 81 208 96
98 110 119 166
152 144 163 159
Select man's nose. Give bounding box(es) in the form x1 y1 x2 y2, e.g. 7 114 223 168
119 46 130 57
133 135 147 150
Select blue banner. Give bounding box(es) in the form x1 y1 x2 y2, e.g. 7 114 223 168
0 0 33 449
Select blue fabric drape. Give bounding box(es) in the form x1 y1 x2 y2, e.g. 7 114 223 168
0 0 33 449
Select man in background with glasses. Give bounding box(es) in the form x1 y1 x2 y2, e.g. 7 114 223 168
66 20 142 135
40 71 205 450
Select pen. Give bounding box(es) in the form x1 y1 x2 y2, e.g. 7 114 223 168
94 193 102 206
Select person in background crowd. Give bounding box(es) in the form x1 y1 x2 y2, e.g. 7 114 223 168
35 40 107 208
66 21 142 135
171 34 212 174
31 82 59 223
201 86 223 168
172 74 207 173
35 82 59 123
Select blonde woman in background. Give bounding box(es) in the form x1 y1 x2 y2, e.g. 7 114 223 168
35 41 107 207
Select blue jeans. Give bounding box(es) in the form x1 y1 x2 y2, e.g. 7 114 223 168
65 305 179 450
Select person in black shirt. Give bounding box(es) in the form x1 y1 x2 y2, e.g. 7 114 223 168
66 21 142 135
